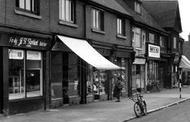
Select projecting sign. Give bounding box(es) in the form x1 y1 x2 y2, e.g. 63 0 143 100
148 44 160 58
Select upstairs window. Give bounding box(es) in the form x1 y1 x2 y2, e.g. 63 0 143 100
59 0 75 23
173 37 177 49
133 27 142 48
117 18 125 36
92 8 104 31
16 0 40 15
149 33 155 43
160 36 167 47
135 1 141 14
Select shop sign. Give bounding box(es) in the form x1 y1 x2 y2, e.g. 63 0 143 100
27 51 42 60
9 35 49 49
9 49 24 60
148 44 160 58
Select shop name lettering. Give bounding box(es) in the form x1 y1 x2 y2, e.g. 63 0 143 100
9 37 48 47
149 46 159 53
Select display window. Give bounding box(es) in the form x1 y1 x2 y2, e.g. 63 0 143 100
9 49 43 100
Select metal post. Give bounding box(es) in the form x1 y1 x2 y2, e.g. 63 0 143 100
179 69 182 99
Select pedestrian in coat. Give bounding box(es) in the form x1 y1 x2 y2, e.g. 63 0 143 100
113 77 123 102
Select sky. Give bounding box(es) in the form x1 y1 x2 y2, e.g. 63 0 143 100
178 0 190 41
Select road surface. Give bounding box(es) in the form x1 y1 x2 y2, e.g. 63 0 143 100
125 100 190 122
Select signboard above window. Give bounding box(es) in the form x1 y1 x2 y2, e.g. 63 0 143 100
9 35 50 50
148 44 160 58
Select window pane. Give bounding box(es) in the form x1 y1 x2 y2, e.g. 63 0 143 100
19 0 25 9
26 51 42 97
149 33 155 43
92 9 96 28
31 0 35 12
9 49 25 100
134 28 141 48
173 37 176 48
65 0 70 21
26 0 31 11
96 10 100 29
117 19 119 33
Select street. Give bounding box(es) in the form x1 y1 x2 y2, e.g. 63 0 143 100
0 87 189 122
126 100 190 122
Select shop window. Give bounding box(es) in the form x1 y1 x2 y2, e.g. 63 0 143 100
92 8 104 31
136 65 140 75
59 0 75 23
16 0 40 15
9 49 42 100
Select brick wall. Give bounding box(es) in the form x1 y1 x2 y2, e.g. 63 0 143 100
50 0 84 38
85 5 131 47
5 0 50 33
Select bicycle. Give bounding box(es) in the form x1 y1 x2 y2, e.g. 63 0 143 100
129 89 147 117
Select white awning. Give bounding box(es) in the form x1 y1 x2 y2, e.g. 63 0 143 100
179 55 190 69
57 35 122 70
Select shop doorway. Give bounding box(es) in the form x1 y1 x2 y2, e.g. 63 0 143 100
62 52 69 104
0 48 3 113
51 52 69 106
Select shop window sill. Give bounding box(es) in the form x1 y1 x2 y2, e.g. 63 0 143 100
15 9 42 20
59 20 78 28
116 34 127 40
91 28 105 35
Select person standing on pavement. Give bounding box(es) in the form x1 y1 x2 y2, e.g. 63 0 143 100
113 77 123 102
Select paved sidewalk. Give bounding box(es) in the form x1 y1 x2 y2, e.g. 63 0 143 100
1 86 190 122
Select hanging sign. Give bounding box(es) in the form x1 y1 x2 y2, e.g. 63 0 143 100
9 35 50 50
148 44 160 58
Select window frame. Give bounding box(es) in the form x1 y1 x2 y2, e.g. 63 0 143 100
8 49 43 100
160 36 166 48
133 27 142 48
91 8 104 31
59 0 76 23
149 33 155 43
134 1 141 14
15 0 40 15
117 18 126 36
173 37 177 49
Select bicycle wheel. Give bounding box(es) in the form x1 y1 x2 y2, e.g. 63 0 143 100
134 102 142 117
142 101 147 115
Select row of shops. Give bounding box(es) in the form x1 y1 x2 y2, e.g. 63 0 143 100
0 32 183 115
0 32 134 114
132 43 181 93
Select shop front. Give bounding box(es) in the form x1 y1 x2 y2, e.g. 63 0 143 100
171 55 180 88
132 58 146 92
146 44 161 92
50 35 121 107
0 33 50 115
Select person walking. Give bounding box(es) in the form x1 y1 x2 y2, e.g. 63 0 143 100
113 77 123 102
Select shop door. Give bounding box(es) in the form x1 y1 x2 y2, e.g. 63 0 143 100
62 53 69 104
